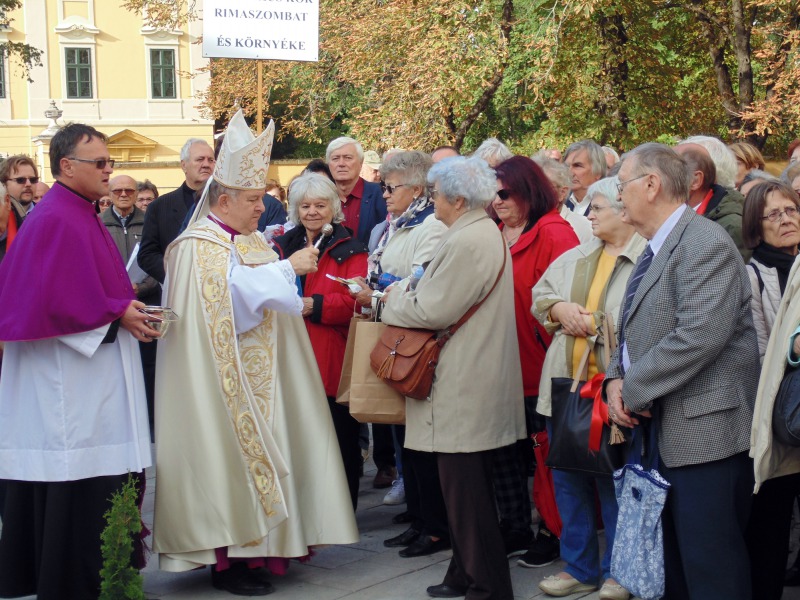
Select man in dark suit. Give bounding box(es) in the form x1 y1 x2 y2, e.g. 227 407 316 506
326 137 387 245
138 138 215 284
606 143 758 600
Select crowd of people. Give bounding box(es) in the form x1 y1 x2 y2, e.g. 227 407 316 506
1 119 800 600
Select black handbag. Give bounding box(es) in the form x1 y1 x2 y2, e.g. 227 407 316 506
772 365 800 447
546 314 630 475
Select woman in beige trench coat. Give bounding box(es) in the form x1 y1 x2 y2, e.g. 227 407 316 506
381 155 525 600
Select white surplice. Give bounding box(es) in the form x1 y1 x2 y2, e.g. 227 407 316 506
0 326 152 481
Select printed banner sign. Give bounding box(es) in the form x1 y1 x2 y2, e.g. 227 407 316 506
203 0 319 62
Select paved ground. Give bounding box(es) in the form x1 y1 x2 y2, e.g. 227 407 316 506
12 446 800 599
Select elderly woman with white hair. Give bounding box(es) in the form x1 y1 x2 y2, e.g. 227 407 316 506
381 156 526 600
531 177 646 600
473 137 514 167
272 173 369 510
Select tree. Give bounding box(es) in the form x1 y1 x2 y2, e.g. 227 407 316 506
1 0 43 81
122 0 800 155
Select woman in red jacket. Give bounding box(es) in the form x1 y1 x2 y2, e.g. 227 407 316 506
272 173 368 509
491 155 580 561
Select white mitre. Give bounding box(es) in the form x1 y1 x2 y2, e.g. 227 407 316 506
213 109 275 190
186 110 275 227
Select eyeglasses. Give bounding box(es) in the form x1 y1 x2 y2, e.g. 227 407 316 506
68 157 115 169
616 173 650 194
380 183 408 195
7 176 39 185
98 199 112 207
496 189 512 200
762 206 800 222
588 204 609 213
111 188 136 196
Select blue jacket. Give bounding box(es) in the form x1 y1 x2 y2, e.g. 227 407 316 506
355 180 388 245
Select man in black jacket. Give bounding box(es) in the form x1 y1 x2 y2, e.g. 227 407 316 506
137 138 215 284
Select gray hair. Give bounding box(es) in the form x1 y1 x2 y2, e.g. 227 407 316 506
781 162 800 185
325 137 364 163
207 178 238 207
287 173 344 226
626 143 690 203
532 155 571 190
602 146 620 165
744 169 779 185
379 150 432 188
472 137 513 167
564 140 607 178
586 177 623 212
427 156 496 211
180 138 211 162
683 135 737 189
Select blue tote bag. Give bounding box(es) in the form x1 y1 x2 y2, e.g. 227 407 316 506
610 421 670 600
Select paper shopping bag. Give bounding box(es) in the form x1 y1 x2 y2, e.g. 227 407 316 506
348 320 405 425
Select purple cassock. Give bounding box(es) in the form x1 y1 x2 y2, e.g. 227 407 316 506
0 181 134 341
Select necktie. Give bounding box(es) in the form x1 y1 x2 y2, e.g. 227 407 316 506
618 244 654 350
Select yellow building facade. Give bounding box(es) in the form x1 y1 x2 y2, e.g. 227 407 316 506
0 0 214 193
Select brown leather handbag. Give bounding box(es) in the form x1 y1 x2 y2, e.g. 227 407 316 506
370 246 506 400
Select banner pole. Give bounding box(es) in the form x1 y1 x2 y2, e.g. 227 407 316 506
256 60 263 134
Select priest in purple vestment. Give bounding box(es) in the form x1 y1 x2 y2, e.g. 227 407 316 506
0 123 157 600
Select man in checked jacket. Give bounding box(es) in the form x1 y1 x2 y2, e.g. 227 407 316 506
605 143 758 600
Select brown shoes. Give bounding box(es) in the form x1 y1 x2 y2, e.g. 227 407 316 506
373 466 397 489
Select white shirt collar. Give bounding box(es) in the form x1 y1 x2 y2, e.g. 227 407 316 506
649 203 687 256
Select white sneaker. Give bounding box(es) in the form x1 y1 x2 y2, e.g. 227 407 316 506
383 478 406 505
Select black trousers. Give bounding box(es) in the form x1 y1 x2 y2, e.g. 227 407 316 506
404 448 449 538
746 472 800 600
438 451 514 600
660 451 753 600
139 339 157 440
372 423 396 471
327 396 362 510
0 474 139 600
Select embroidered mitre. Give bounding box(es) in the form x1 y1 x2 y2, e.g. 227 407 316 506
213 109 275 190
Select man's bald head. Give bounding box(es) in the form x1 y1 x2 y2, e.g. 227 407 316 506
109 175 138 217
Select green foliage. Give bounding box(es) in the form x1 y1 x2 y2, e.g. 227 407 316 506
0 0 44 82
122 0 800 155
99 474 145 600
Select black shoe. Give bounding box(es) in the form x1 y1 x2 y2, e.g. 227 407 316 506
516 526 560 568
787 565 800 587
426 582 467 598
211 563 275 596
384 526 420 547
399 535 451 557
392 510 413 524
503 528 534 558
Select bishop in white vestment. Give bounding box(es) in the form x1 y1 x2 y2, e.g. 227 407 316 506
153 112 358 595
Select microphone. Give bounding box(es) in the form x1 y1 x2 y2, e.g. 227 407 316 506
313 224 334 249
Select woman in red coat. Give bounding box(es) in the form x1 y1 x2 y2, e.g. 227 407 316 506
272 173 368 509
491 155 580 562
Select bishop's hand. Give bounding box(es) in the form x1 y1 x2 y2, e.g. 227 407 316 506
289 247 319 275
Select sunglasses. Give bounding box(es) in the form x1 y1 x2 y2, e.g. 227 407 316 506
8 176 39 185
68 157 115 169
98 199 112 207
111 188 136 196
380 182 408 195
496 189 512 200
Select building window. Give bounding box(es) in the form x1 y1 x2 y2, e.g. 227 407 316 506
65 47 92 99
150 49 176 99
0 59 5 99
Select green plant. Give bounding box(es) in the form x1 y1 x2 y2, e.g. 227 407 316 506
99 474 145 600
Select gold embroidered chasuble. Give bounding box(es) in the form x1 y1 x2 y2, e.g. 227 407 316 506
153 220 358 572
